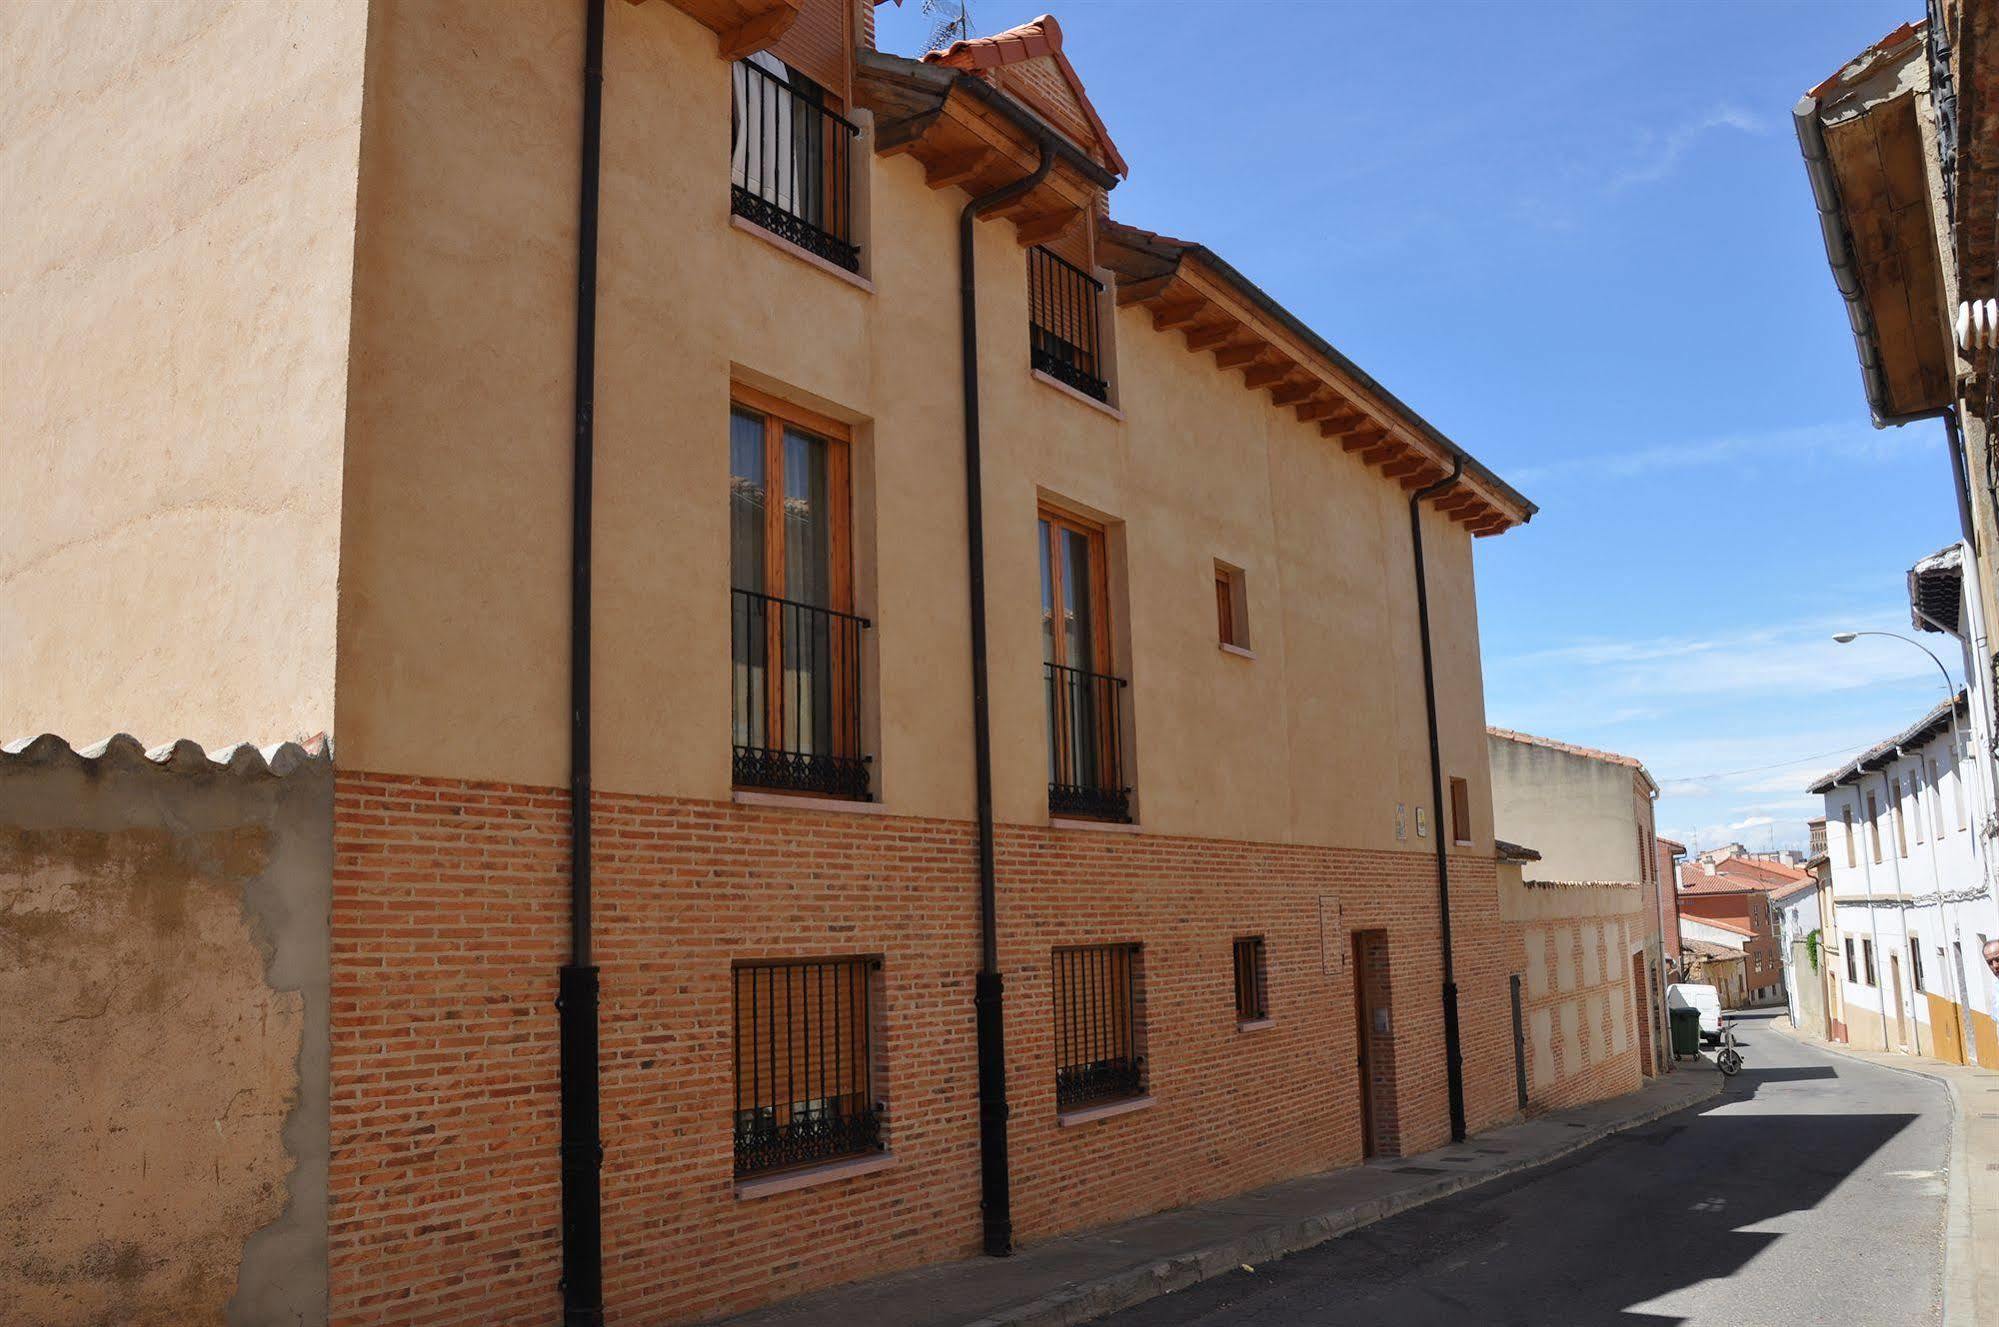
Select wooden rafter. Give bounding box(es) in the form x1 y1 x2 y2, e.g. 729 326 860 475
1339 424 1390 453
1105 248 1525 534
1015 210 1081 247
1152 299 1209 332
924 146 996 190
1184 321 1236 352
1116 274 1178 308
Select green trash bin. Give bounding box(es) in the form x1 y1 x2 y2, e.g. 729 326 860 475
1669 1006 1702 1058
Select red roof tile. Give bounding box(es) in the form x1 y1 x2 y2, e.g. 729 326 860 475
921 14 1129 176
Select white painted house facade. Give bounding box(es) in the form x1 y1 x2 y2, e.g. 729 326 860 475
1810 669 1999 1061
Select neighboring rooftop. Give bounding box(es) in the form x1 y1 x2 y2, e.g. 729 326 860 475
1487 727 1658 794
1684 938 1748 963
1807 691 1967 793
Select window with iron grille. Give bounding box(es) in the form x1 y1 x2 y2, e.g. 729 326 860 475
730 392 871 799
730 55 861 272
1232 936 1268 1023
1052 944 1143 1110
1028 246 1109 402
732 957 883 1177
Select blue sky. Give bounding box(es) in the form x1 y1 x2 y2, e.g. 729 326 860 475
876 0 1968 853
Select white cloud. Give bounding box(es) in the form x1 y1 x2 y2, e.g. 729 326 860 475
1489 608 1941 712
1726 815 1774 831
1506 420 1934 488
1609 104 1766 191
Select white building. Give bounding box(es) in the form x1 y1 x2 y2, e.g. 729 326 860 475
1773 876 1827 1037
1809 682 1999 1058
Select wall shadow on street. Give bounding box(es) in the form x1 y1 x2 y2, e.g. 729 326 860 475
1093 1062 1927 1326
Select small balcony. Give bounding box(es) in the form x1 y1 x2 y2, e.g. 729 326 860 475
732 57 861 273
1045 661 1131 822
732 588 871 799
1029 246 1109 402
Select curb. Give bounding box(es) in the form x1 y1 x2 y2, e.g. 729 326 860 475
962 1075 1725 1327
1766 1016 1974 1327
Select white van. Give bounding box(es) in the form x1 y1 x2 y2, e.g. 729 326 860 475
1666 983 1723 1046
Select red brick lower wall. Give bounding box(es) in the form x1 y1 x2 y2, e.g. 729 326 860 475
329 772 1520 1325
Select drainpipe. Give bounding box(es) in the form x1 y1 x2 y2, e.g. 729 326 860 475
959 134 1054 1259
558 1 606 1323
1410 455 1467 1142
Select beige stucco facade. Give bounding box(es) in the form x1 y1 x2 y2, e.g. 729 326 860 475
1 0 367 751
1488 733 1654 883
1 0 1508 851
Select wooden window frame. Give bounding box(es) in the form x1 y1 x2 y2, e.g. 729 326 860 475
1040 506 1113 676
730 385 861 786
1232 935 1269 1024
732 383 855 613
1867 791 1882 864
1450 776 1473 846
1843 805 1857 868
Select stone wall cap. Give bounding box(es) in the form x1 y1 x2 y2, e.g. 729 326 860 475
1 731 331 779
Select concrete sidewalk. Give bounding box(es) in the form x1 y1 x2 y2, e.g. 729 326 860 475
722 1069 1723 1327
1769 1015 1999 1327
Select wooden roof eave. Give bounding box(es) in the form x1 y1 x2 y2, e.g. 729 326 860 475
857 52 1116 245
639 0 804 61
1109 256 1529 535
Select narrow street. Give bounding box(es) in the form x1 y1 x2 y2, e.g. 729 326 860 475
1096 1013 1949 1326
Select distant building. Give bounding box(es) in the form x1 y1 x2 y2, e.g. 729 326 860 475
1488 729 1670 1076
1809 694 1999 1062
1655 836 1686 976
1675 853 1798 1008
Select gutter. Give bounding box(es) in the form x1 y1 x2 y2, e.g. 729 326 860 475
559 1 606 1322
1409 456 1468 1142
959 133 1057 1260
1793 92 1948 430
1183 243 1535 524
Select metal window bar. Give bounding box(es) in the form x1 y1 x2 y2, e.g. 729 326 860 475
1028 245 1109 402
1044 661 1130 821
732 588 872 798
1053 944 1143 1110
1232 937 1267 1022
731 58 861 272
733 956 884 1177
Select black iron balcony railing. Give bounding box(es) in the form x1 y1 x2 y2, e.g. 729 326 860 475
733 957 884 1177
1029 245 1109 402
732 588 871 799
732 58 861 273
1053 943 1144 1111
1045 661 1130 822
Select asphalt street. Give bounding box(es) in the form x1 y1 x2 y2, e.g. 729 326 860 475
1094 1010 1949 1326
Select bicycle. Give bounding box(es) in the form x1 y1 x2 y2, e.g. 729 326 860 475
1715 1020 1744 1076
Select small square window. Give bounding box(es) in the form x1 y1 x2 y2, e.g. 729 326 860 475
1232 936 1268 1023
1215 562 1250 651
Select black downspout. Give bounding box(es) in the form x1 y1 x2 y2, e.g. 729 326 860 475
1410 456 1468 1143
559 1 606 1324
1945 405 1977 551
960 134 1055 1260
